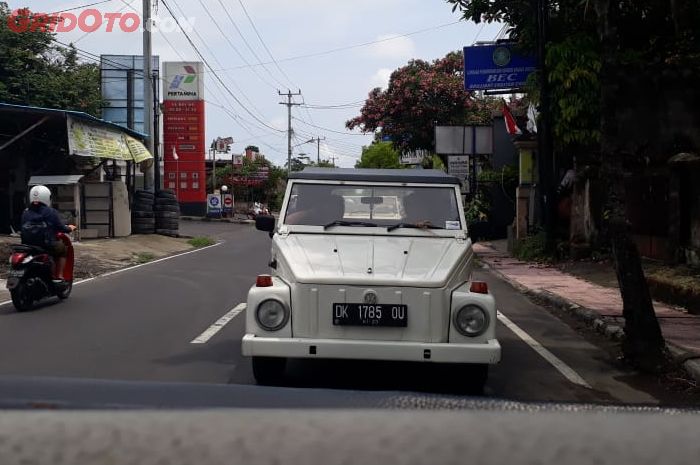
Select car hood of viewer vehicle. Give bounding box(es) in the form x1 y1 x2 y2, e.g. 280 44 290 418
275 234 470 288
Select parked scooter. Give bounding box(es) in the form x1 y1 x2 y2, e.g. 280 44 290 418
6 232 75 312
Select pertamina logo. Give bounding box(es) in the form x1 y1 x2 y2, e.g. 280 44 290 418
168 66 198 98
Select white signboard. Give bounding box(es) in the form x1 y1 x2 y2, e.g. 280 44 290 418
164 62 205 101
448 155 471 193
435 126 493 155
400 149 429 165
207 194 222 216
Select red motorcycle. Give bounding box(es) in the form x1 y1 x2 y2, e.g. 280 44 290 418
6 233 75 312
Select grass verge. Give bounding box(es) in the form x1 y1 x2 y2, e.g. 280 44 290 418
188 237 216 248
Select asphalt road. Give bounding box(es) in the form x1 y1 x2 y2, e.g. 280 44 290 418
0 221 685 407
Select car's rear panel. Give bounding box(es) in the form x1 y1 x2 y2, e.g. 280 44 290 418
291 284 451 343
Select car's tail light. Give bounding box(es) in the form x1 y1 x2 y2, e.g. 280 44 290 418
470 281 489 294
256 275 273 287
10 253 28 267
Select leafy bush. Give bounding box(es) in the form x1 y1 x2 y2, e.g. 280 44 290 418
513 231 551 262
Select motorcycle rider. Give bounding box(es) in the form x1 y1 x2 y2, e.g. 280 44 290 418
20 185 77 283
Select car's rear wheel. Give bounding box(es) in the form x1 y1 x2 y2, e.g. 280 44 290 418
460 363 488 395
252 356 287 385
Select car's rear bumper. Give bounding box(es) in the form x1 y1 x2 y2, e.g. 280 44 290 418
242 334 501 364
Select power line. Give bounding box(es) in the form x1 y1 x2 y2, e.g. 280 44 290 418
292 117 370 137
213 0 287 89
49 0 115 14
219 20 461 72
160 0 283 133
192 0 278 90
169 0 271 119
237 0 295 88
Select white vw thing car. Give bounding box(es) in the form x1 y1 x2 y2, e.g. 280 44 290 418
242 168 501 392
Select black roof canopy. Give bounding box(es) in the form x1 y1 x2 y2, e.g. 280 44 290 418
289 168 460 185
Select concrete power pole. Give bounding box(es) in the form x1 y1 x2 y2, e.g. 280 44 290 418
143 0 155 189
278 90 302 174
315 136 326 164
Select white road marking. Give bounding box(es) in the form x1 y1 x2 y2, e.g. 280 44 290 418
497 311 592 389
0 242 223 307
191 303 247 344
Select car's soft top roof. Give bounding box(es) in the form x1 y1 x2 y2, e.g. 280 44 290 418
289 168 460 185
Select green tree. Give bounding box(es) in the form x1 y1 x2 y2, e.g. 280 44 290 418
355 142 402 169
448 0 700 369
347 51 499 154
0 4 103 115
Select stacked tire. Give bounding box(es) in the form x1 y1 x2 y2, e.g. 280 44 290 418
154 189 180 237
132 190 155 234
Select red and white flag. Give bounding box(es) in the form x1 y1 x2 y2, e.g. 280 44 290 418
502 101 522 136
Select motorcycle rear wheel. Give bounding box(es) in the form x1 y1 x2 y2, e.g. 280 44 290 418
10 286 34 312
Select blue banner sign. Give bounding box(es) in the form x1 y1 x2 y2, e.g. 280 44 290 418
464 44 536 91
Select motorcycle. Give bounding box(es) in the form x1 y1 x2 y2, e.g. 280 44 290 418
6 232 75 312
247 202 270 220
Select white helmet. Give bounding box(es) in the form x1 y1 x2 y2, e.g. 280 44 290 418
29 185 52 206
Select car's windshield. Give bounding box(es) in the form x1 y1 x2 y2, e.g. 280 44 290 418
284 183 461 229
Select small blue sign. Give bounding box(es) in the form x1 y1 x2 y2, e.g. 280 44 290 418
464 44 537 91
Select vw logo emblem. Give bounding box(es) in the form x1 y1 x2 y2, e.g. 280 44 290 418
363 290 378 305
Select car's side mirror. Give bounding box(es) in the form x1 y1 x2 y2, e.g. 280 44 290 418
256 215 276 234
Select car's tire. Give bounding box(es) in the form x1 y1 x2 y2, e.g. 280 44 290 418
133 210 155 219
133 218 156 226
154 205 180 214
460 364 488 396
133 201 154 211
134 189 155 198
156 192 177 201
155 198 179 206
252 357 287 386
156 221 179 230
132 228 154 235
155 211 179 219
155 228 179 237
10 286 34 312
157 189 176 197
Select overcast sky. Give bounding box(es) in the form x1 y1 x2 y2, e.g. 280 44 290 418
19 0 501 167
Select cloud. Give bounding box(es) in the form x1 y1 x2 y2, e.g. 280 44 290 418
369 34 416 59
370 68 393 89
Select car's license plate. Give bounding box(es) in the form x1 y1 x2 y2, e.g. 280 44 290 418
332 304 408 327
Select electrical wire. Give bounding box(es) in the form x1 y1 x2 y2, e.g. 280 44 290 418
160 0 283 133
292 117 371 137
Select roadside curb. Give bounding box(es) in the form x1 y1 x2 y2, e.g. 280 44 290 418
480 259 700 384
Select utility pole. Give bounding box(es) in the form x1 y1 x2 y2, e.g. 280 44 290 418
278 90 302 174
536 0 556 250
143 0 155 189
314 136 326 164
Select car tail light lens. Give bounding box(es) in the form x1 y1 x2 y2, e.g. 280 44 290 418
454 305 490 337
256 275 273 287
470 281 489 294
10 253 27 267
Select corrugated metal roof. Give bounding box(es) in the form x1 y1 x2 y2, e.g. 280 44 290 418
0 103 148 140
28 175 84 186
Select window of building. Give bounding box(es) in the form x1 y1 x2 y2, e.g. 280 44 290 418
168 173 176 180
192 172 200 179
180 181 188 190
180 172 187 179
168 182 176 189
192 182 200 190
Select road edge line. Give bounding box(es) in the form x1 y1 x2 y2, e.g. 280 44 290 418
497 311 592 389
0 242 224 307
